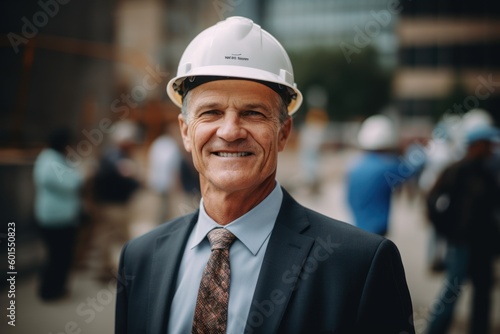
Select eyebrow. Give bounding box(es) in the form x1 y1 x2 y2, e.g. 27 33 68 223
243 103 271 111
194 102 224 111
194 101 271 112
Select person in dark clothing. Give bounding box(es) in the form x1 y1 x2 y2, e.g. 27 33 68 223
426 125 500 334
91 120 141 281
115 16 415 334
93 120 141 204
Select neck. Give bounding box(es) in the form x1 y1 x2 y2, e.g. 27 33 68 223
201 177 277 225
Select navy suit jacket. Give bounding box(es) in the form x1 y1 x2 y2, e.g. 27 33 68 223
115 189 415 333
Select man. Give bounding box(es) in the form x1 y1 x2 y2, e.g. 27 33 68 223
115 16 414 333
346 114 402 236
426 124 500 334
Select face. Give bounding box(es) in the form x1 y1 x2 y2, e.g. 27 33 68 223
178 79 292 195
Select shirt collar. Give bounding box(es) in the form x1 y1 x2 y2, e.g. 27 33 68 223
190 182 283 255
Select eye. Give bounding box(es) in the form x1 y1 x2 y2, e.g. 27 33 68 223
199 110 221 117
243 110 266 118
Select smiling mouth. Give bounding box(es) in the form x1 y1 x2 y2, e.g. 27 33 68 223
214 152 252 157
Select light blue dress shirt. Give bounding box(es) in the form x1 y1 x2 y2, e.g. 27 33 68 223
168 182 283 333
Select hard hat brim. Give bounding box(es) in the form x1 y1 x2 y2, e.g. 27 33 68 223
166 65 303 115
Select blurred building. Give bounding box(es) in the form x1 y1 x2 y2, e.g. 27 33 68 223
0 0 218 276
233 0 398 69
4 1 499 146
394 0 500 121
3 0 500 276
1 0 116 148
1 0 117 278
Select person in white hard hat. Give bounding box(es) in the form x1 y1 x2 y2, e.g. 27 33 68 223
426 123 500 334
419 109 494 273
115 17 415 334
346 114 406 236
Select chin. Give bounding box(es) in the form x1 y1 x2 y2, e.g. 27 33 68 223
209 175 255 192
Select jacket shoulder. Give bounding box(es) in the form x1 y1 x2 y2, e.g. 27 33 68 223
307 206 388 248
281 189 386 251
122 212 197 257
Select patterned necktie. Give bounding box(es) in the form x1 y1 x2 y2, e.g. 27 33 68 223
192 228 236 334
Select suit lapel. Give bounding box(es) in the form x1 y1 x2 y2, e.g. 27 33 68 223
245 189 314 333
148 213 198 334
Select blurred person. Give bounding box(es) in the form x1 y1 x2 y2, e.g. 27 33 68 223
179 149 201 197
93 120 141 203
426 124 500 334
462 108 500 182
419 116 464 272
421 109 496 274
298 107 328 194
418 115 464 193
346 114 418 236
461 108 494 138
115 16 415 333
147 122 182 222
33 128 84 301
91 120 141 282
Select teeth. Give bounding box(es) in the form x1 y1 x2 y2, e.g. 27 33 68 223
217 152 250 157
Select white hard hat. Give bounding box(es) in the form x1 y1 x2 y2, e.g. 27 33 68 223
465 125 500 145
462 108 494 133
166 16 303 115
357 114 398 150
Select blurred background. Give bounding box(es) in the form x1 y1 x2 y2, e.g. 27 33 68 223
1 0 500 333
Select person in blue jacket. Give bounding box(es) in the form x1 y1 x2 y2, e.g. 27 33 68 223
346 114 417 235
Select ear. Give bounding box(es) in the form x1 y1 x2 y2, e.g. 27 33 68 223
178 113 192 152
278 117 292 152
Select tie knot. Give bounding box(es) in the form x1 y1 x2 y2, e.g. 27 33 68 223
207 228 236 250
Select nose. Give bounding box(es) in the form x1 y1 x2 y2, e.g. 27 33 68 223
216 112 247 142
